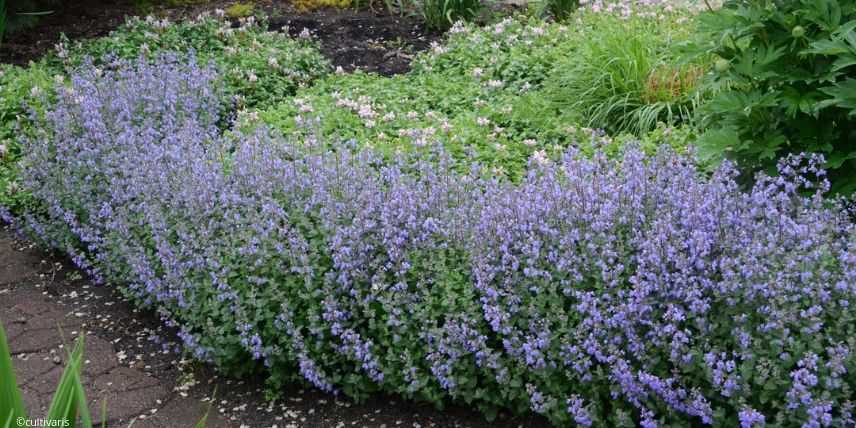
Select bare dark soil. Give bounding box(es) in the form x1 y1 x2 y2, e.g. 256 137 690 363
0 0 139 65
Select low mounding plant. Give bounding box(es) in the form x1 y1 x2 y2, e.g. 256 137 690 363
693 0 856 194
13 54 856 427
0 62 54 214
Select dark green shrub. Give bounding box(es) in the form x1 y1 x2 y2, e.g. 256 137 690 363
693 0 856 193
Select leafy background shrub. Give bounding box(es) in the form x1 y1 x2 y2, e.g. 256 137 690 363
13 52 856 428
693 0 856 193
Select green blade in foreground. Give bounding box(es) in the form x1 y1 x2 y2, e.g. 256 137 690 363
46 335 92 428
0 321 28 425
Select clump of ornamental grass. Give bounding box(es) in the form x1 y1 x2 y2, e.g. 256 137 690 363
11 54 856 428
545 10 701 135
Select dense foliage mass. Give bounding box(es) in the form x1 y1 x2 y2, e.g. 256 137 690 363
694 0 856 193
11 54 856 428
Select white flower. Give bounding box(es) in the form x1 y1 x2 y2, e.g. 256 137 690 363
449 21 468 34
476 117 490 127
406 111 419 120
225 46 237 55
358 105 375 119
440 120 452 133
486 80 503 88
382 112 395 122
522 139 537 146
268 57 279 68
430 41 448 54
532 150 550 165
0 144 7 158
248 73 258 83
54 75 64 85
214 8 226 17
335 66 346 75
30 86 43 97
55 42 68 59
239 110 260 122
364 120 375 129
472 67 484 78
531 26 546 36
377 132 387 140
299 28 311 39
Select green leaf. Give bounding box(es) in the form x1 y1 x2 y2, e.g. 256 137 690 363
818 78 856 112
46 335 92 428
194 387 216 428
0 321 27 425
695 127 741 163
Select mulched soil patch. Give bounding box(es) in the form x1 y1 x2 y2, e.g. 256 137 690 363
270 9 438 76
1 0 440 76
0 0 139 65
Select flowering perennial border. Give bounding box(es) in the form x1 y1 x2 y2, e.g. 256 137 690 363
10 56 856 427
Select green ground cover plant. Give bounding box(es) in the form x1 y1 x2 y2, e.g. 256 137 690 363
53 13 330 111
258 12 699 178
0 62 54 213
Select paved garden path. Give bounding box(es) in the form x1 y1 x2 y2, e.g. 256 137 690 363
0 227 230 428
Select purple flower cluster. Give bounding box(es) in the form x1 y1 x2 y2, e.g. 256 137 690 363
12 55 856 427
